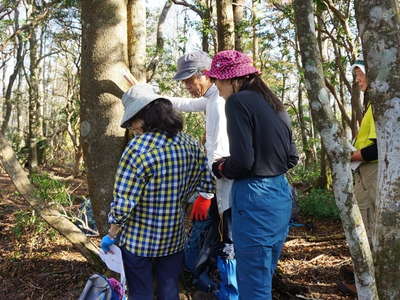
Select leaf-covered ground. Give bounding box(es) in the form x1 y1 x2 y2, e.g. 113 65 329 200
0 167 354 299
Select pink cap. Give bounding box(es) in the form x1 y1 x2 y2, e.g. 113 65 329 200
204 50 260 80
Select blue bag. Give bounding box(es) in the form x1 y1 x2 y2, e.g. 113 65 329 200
214 256 239 300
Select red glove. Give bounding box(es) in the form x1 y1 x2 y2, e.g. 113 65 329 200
190 195 212 221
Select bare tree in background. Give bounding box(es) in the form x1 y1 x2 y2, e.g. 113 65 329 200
216 0 235 50
128 0 146 83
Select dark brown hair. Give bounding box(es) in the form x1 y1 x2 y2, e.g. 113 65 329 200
233 74 284 112
127 98 183 138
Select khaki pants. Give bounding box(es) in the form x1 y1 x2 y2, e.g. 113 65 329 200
353 162 378 246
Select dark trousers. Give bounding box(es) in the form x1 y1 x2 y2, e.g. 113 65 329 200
121 247 184 300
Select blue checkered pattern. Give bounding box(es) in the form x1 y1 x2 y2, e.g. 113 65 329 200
108 131 215 257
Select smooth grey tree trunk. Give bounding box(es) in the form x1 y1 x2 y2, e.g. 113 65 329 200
81 0 132 233
355 1 400 298
293 0 378 298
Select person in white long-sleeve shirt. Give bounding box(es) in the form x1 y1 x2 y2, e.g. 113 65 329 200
168 51 233 219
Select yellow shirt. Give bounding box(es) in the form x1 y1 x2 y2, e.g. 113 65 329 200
354 105 376 150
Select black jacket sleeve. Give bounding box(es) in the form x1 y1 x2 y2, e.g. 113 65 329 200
278 111 299 169
360 140 378 161
222 96 254 179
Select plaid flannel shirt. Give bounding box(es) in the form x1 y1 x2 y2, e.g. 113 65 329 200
108 131 215 257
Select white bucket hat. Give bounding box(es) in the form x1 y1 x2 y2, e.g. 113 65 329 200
120 83 161 128
351 56 365 74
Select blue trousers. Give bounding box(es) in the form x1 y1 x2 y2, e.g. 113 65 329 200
231 175 291 300
121 247 183 300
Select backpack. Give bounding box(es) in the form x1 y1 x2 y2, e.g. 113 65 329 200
79 274 122 300
185 218 239 299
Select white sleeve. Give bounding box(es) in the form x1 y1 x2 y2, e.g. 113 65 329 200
205 97 230 170
166 96 207 112
199 192 214 199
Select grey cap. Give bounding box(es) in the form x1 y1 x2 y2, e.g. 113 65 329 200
173 50 212 81
120 83 161 128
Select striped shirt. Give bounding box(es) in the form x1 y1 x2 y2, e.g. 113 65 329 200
108 131 215 257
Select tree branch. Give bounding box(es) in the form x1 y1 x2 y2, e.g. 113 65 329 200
325 79 351 128
171 0 204 18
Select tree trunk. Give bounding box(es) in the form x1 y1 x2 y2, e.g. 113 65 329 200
0 131 104 267
127 0 146 83
1 7 23 134
297 83 313 168
293 1 378 298
73 146 83 178
351 78 363 126
232 0 244 51
147 0 172 81
355 1 400 298
216 0 235 51
28 24 41 170
81 0 132 234
319 142 329 189
16 68 23 141
295 40 314 167
200 0 212 53
251 0 259 66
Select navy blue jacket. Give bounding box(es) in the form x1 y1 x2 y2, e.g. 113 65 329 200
222 90 298 179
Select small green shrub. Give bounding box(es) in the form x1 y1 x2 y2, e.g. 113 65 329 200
30 173 72 206
288 162 320 186
297 188 340 219
13 210 48 238
183 112 205 142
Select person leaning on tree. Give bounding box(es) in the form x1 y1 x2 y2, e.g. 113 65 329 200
100 83 215 300
338 58 379 297
350 59 378 245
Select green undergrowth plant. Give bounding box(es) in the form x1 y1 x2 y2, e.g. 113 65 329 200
297 188 340 220
13 209 56 239
30 172 72 206
12 172 73 239
287 162 320 188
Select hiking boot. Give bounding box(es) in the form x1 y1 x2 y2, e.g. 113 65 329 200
337 281 357 297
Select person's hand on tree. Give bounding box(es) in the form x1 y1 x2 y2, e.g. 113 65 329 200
190 195 212 221
351 150 363 161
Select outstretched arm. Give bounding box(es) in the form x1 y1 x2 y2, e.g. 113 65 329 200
166 96 207 112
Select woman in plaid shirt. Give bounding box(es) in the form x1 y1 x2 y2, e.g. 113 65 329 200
101 84 215 300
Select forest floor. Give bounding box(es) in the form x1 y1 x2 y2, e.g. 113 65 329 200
0 166 355 300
